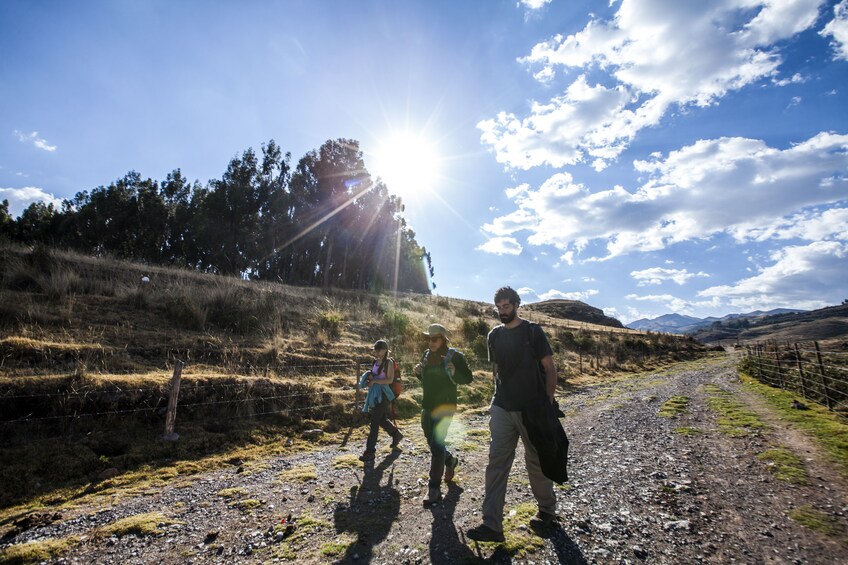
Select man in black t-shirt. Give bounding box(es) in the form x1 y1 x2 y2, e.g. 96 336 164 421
467 286 559 543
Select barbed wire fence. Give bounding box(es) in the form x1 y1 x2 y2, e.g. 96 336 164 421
0 359 427 443
741 341 848 413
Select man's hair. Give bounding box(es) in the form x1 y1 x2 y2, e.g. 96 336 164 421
494 286 521 306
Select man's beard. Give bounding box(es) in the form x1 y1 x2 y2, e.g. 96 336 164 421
499 311 516 324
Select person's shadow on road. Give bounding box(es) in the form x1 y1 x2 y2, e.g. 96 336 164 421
427 482 476 563
333 450 401 563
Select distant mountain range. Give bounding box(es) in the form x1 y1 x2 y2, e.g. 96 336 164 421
626 309 805 334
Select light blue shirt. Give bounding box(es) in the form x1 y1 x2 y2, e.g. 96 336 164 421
358 370 395 412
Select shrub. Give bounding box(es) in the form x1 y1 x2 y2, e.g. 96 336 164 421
383 309 410 337
318 311 342 338
164 293 207 330
461 317 489 342
470 334 489 362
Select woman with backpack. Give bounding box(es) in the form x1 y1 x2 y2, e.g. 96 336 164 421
413 323 473 506
358 339 404 462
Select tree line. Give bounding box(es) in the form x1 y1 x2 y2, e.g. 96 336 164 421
0 138 434 293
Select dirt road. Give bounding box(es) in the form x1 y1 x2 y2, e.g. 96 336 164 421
4 355 847 564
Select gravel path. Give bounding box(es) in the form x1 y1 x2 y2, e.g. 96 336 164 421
3 355 847 564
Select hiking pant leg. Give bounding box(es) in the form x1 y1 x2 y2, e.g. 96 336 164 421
421 410 452 488
378 403 399 438
482 405 520 532
365 398 390 453
517 412 557 515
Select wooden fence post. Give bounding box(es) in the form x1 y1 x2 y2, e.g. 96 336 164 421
354 362 361 412
755 343 764 381
773 344 785 390
163 360 184 441
793 343 809 399
814 341 833 411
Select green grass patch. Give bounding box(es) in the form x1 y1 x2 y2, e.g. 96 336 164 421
332 454 362 469
658 396 690 418
320 533 355 556
500 502 547 557
757 448 809 484
277 464 317 482
739 372 848 479
788 505 846 539
216 486 249 499
99 512 183 537
0 536 80 564
270 513 332 560
675 426 702 436
704 384 767 437
231 498 263 510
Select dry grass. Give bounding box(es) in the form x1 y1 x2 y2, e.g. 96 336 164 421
0 242 708 514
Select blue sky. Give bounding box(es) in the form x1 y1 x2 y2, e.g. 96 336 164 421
2 0 847 324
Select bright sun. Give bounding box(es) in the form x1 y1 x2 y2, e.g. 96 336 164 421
369 132 441 200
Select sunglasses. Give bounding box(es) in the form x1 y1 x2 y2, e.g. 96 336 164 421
427 336 442 342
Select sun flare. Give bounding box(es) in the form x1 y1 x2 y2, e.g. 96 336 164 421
369 132 442 200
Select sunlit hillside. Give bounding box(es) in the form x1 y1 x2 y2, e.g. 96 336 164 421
0 243 707 508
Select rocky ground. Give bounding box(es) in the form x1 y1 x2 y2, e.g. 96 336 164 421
3 355 848 564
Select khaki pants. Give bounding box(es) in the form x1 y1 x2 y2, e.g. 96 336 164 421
482 405 556 532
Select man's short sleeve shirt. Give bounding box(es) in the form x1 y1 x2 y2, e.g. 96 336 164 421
488 320 553 411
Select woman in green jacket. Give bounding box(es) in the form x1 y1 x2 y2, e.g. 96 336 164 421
413 323 473 506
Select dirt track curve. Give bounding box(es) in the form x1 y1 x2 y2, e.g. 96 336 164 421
3 355 848 564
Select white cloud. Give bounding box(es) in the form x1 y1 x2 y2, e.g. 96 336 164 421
737 207 848 242
631 267 709 286
625 292 724 317
517 287 541 303
538 288 599 301
505 183 531 199
697 240 847 310
480 0 823 169
624 293 694 314
519 0 552 10
517 286 598 303
14 130 57 152
0 187 64 217
821 0 848 61
483 132 848 260
773 72 806 86
477 236 523 255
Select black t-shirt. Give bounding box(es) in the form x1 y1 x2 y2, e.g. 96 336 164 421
488 320 552 411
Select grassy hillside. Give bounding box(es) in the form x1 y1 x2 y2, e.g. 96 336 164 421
0 243 707 511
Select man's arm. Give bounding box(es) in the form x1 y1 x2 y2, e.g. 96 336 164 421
541 355 557 401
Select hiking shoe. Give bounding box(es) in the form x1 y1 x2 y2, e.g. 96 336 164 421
467 524 505 543
423 486 442 507
529 511 559 529
358 451 375 462
390 431 404 449
444 455 459 482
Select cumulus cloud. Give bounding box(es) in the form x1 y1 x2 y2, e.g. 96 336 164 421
519 0 552 10
14 130 57 152
821 0 848 61
697 240 846 310
477 236 523 255
0 187 64 217
517 287 598 304
480 132 848 260
631 267 709 286
480 0 823 169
